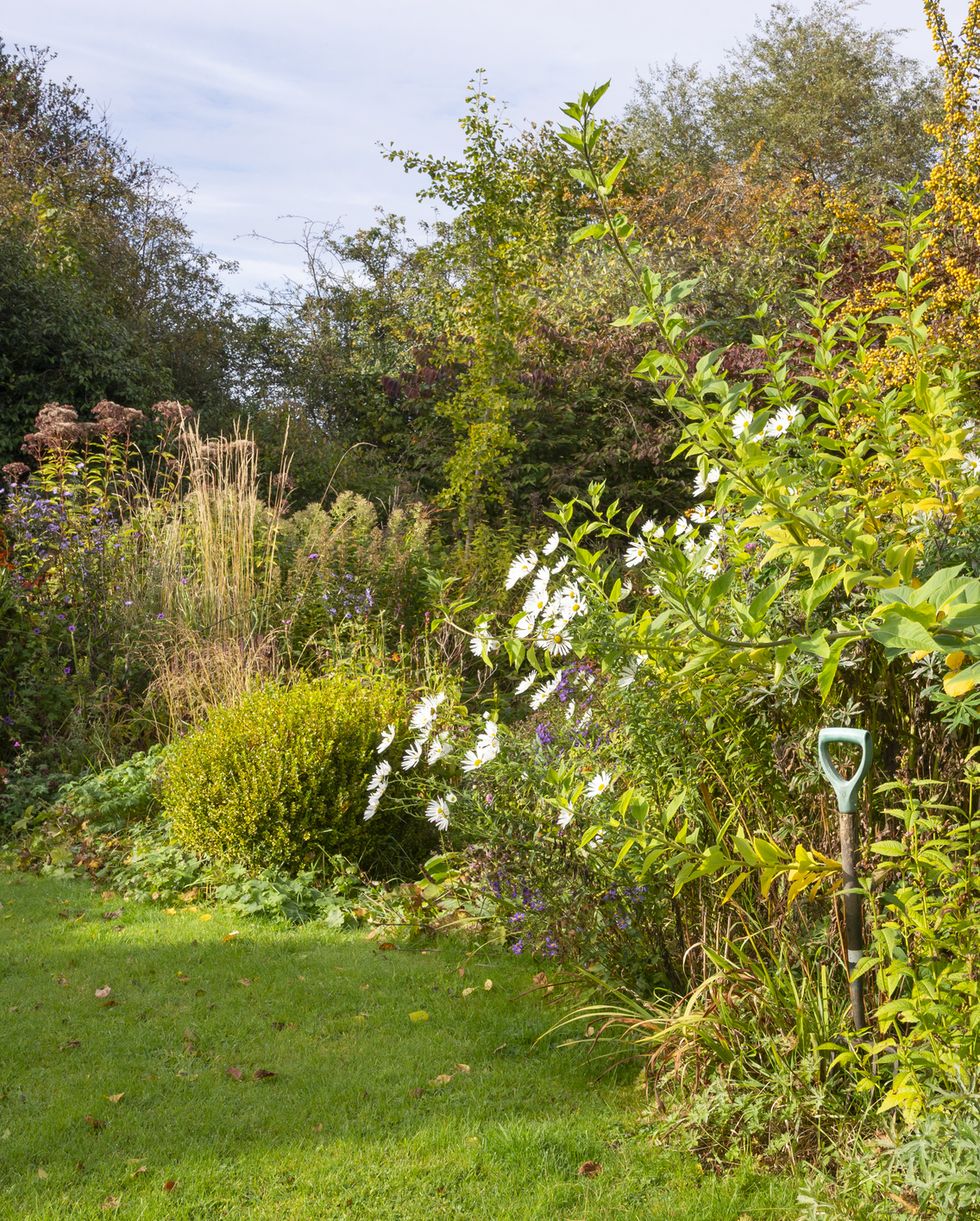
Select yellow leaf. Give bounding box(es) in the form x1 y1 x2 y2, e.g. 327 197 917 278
408 1010 429 1022
909 650 930 662
164 908 177 916
944 672 977 698
461 987 475 998
483 979 493 991
199 913 213 922
946 650 967 671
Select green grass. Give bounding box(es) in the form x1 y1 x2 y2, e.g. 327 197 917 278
0 870 798 1219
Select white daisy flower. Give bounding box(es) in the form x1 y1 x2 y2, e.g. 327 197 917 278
556 805 574 829
564 699 576 722
617 654 643 689
625 540 649 568
469 628 499 659
540 625 573 657
515 672 537 695
475 733 500 763
585 771 613 799
693 466 721 497
462 746 492 773
402 739 424 770
701 554 724 578
529 672 563 711
552 555 570 573
690 504 716 524
682 535 700 558
962 451 980 478
542 531 560 556
524 580 551 614
674 515 692 537
763 405 801 439
732 407 754 439
368 760 392 792
376 723 396 754
410 693 446 732
578 708 593 729
506 551 538 590
425 795 453 832
559 586 587 618
640 518 656 534
427 733 452 764
363 791 382 821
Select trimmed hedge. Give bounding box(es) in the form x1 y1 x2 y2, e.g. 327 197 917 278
162 675 428 875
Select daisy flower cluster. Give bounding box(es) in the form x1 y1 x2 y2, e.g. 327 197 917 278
507 534 587 660
625 502 726 582
361 530 621 836
761 404 801 440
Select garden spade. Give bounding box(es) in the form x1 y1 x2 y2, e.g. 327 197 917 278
816 727 873 1030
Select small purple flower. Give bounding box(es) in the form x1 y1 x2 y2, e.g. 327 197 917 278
510 939 524 955
67 624 76 633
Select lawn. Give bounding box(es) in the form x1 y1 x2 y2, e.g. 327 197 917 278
0 870 798 1219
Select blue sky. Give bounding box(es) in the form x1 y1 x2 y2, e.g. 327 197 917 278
3 0 967 294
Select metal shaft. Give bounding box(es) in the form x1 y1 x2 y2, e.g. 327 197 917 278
838 804 865 1030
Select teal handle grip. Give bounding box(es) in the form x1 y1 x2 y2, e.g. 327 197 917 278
817 728 873 814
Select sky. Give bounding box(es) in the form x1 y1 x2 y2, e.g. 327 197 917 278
2 0 968 296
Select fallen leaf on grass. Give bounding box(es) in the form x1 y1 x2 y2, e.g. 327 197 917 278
94 986 112 999
100 1197 120 1211
431 1074 453 1086
409 1086 425 1099
226 1066 244 1081
175 972 189 984
198 913 212 922
84 1115 104 1131
59 1039 81 1051
101 910 122 921
408 1010 429 1022
577 1161 603 1178
455 1063 471 1073
107 1093 124 1104
532 971 554 993
222 931 239 942
56 975 69 987
131 1166 147 1178
36 1168 48 1180
483 979 493 991
238 978 252 988
164 908 177 916
378 942 397 952
163 1180 176 1192
461 987 475 998
252 1068 277 1081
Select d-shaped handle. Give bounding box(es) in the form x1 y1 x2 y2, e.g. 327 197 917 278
817 727 873 814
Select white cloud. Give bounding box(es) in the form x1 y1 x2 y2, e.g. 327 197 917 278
3 0 955 294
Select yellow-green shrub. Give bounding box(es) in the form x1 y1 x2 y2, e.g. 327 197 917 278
162 675 429 874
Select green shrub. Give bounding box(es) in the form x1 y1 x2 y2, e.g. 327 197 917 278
162 675 430 874
52 747 166 827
